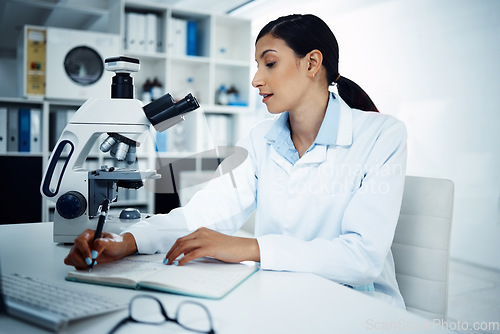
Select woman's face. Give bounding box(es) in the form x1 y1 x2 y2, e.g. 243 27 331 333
252 34 310 114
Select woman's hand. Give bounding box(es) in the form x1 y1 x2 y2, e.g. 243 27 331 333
165 227 260 266
64 229 138 270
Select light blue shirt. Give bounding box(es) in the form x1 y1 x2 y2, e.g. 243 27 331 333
265 93 339 165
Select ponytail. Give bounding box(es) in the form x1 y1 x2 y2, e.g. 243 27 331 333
336 75 379 112
257 14 379 112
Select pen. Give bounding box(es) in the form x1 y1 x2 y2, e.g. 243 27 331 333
88 198 110 272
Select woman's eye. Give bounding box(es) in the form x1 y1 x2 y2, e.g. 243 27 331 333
266 62 276 68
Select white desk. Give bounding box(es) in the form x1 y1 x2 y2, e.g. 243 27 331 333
0 223 452 333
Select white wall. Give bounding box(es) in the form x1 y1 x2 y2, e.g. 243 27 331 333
237 0 500 270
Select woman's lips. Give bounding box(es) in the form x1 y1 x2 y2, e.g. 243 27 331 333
261 93 273 103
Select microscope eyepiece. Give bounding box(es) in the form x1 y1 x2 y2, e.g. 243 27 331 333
174 93 199 114
143 93 200 132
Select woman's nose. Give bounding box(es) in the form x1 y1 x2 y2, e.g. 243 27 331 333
252 70 263 88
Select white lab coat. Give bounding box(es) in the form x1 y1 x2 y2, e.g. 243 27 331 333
126 93 407 308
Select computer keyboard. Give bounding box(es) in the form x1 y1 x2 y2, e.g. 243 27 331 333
2 273 128 332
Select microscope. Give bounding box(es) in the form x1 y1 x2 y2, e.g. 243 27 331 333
41 56 199 243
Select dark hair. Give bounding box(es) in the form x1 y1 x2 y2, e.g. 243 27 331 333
256 14 379 112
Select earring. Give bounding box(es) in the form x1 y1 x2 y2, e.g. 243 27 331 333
313 73 315 79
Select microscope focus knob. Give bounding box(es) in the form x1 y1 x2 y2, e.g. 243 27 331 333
56 191 87 220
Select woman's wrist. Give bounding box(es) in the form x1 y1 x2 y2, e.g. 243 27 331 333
241 237 260 262
122 232 139 255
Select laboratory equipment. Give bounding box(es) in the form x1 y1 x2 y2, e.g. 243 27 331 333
41 56 199 243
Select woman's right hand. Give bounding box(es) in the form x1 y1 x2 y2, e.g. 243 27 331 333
64 229 138 270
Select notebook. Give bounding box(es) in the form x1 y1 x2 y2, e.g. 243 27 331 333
0 262 127 332
66 254 259 299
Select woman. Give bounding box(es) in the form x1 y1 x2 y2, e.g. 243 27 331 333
65 14 407 308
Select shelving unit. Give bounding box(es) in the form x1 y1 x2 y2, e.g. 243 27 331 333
121 1 254 155
0 0 254 224
0 98 154 223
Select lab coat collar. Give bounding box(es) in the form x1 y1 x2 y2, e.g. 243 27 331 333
265 93 351 147
295 144 327 166
335 93 353 147
269 138 328 172
265 92 353 171
264 93 340 145
264 111 288 144
314 93 339 146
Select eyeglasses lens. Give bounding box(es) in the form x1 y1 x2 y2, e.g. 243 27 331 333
130 296 165 324
177 301 212 333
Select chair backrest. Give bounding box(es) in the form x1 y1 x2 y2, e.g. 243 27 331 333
391 175 454 320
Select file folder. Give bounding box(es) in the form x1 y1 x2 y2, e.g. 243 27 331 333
18 108 31 152
187 21 198 56
30 108 41 152
126 12 145 53
0 107 6 153
171 18 187 56
7 109 19 152
145 13 158 54
136 13 146 52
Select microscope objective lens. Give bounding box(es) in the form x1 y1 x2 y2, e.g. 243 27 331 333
110 142 117 157
115 142 129 161
100 136 117 152
126 146 136 165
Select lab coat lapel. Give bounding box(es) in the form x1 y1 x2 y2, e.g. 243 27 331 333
296 96 352 166
336 98 353 147
267 95 352 171
295 145 327 166
268 142 294 175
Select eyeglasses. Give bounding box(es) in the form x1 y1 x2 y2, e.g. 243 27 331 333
108 295 215 334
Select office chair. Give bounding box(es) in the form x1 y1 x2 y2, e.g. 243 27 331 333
391 175 454 320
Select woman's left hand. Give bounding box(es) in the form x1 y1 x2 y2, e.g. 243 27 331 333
164 227 260 266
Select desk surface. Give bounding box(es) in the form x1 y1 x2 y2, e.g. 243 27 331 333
0 223 451 333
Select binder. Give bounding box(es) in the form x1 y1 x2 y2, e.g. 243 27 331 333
50 110 65 150
0 107 7 153
18 108 31 152
125 12 135 51
145 13 158 54
126 12 145 53
7 109 18 152
136 13 146 52
30 108 42 152
187 21 198 56
207 114 231 147
171 18 187 56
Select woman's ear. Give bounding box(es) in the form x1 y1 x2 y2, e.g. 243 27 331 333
307 49 323 77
